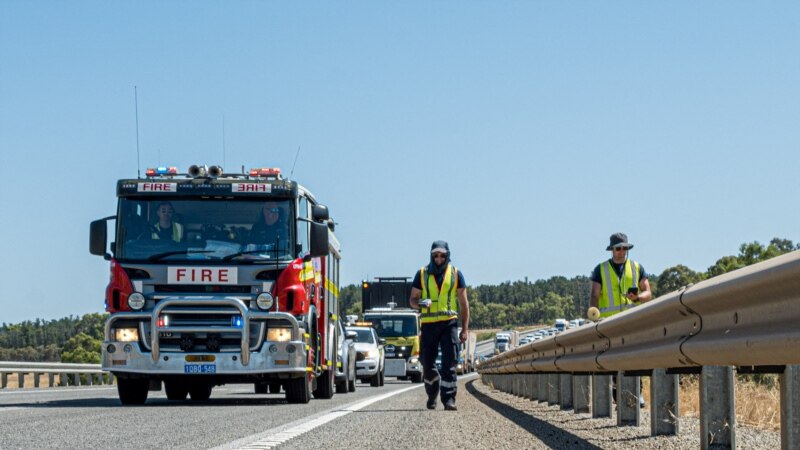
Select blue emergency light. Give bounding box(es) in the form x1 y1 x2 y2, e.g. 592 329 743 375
231 316 244 328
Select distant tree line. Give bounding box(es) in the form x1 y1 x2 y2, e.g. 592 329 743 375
2 238 796 361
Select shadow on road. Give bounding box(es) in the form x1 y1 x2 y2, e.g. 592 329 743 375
466 380 604 450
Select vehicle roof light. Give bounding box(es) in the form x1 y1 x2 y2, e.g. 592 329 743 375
145 166 178 177
249 167 282 178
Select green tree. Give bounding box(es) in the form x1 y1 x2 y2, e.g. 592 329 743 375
655 265 705 296
60 333 101 364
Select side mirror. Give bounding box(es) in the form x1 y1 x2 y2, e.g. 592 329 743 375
345 330 358 341
309 222 328 257
312 204 329 222
378 338 386 346
90 218 112 258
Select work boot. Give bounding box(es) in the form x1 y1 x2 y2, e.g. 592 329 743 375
444 399 457 411
427 397 437 410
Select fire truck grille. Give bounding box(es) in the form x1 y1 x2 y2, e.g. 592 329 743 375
139 314 265 353
154 285 252 294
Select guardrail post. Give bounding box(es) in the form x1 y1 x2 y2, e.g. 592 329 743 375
538 373 548 403
1 372 7 389
34 372 40 388
548 373 560 405
18 372 26 389
700 366 735 450
531 374 539 400
617 372 641 426
781 365 799 450
651 369 679 436
560 374 573 409
573 375 590 414
592 374 612 418
48 373 55 388
515 375 522 396
73 373 81 386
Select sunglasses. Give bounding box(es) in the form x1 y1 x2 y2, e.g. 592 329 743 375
264 208 281 213
432 253 447 259
613 247 628 251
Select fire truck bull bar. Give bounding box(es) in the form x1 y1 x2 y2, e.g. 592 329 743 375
103 296 301 367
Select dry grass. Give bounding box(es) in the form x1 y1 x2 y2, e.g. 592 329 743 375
643 375 781 431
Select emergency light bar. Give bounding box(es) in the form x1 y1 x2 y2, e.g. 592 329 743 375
145 166 178 177
249 167 282 178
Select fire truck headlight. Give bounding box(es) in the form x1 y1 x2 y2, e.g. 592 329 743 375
128 293 145 311
114 328 139 342
267 327 292 342
256 293 274 311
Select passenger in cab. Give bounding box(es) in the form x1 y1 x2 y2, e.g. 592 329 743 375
250 201 287 244
151 201 183 242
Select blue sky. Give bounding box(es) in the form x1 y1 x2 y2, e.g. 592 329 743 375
1 2 798 323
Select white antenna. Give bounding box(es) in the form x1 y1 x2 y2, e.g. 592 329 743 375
134 86 141 178
222 114 226 168
289 146 301 179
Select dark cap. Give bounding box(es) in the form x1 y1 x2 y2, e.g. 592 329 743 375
430 240 450 255
606 232 634 251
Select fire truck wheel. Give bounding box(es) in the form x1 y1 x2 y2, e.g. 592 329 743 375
117 378 149 405
285 374 311 404
189 384 212 401
269 383 281 394
165 381 189 400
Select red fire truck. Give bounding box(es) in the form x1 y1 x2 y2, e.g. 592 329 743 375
90 165 341 405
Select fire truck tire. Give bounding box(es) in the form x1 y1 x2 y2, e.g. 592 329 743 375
410 373 423 383
254 383 268 394
165 381 189 400
189 384 212 401
335 378 347 394
269 383 281 394
117 378 149 405
313 369 334 399
285 375 311 404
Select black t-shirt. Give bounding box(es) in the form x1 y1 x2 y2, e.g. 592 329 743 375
590 259 647 284
412 266 466 291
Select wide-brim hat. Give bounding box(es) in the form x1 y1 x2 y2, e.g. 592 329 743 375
606 232 634 251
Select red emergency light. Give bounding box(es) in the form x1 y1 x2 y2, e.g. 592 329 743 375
145 166 178 177
249 167 281 178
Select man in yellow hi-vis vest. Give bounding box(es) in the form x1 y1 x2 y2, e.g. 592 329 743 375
590 232 652 318
409 240 469 411
590 232 652 408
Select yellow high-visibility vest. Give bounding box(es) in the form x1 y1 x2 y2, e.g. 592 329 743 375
152 223 183 242
420 264 459 324
598 259 641 318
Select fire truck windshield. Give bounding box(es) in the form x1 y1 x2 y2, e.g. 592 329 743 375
116 198 294 262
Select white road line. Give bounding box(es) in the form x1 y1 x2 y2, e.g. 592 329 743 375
213 384 424 450
0 406 26 413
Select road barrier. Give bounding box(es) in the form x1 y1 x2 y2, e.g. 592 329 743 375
478 250 800 450
0 362 110 389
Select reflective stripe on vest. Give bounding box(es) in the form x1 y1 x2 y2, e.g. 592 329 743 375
420 265 459 324
598 259 640 318
152 223 183 242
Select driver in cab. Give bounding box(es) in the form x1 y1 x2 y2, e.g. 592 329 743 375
151 201 183 243
249 201 287 244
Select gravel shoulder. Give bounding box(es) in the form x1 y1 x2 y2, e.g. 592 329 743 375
280 374 781 450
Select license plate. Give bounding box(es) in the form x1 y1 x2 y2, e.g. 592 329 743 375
385 353 395 358
184 364 216 374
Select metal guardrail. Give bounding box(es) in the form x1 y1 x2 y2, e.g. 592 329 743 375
0 361 110 389
478 250 800 450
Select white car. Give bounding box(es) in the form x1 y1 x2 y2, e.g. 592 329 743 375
347 326 385 387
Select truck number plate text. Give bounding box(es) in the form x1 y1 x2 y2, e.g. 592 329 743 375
184 364 216 374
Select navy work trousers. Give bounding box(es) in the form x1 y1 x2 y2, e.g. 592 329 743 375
420 318 459 405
